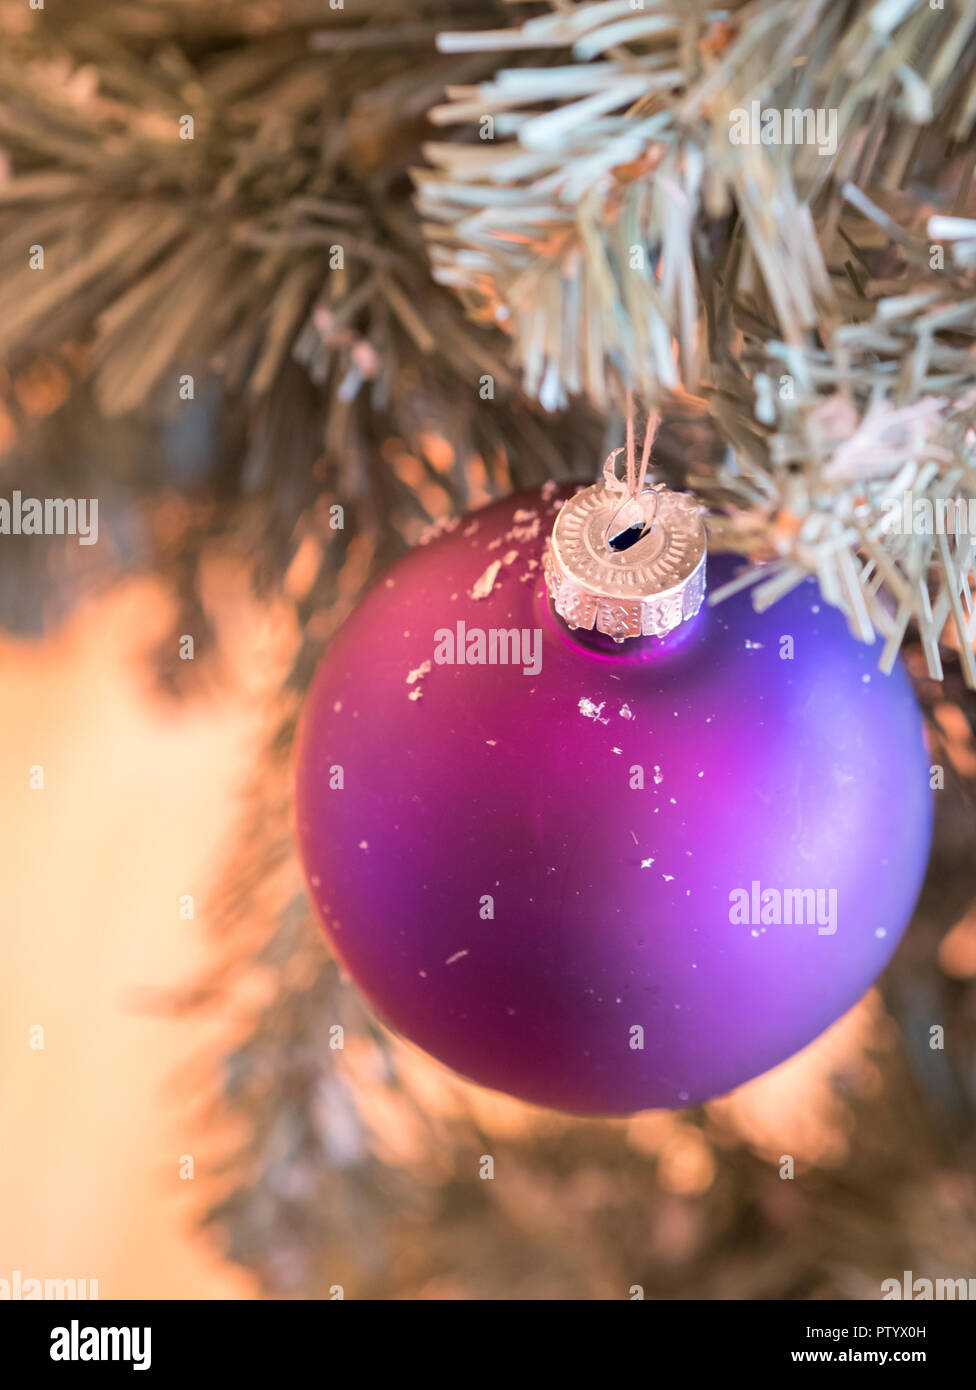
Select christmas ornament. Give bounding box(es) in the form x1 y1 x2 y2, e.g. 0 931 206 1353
294 448 933 1114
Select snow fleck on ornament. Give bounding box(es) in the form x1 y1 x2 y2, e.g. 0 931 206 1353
468 559 501 599
294 468 932 1113
579 697 609 724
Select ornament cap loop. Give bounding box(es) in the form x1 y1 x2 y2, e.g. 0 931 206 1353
543 481 707 642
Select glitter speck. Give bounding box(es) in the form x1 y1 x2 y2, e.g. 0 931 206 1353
469 560 502 600
579 697 610 724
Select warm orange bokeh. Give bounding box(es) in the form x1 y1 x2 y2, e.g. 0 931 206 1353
0 570 291 1298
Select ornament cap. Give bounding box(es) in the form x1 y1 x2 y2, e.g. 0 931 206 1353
543 481 707 642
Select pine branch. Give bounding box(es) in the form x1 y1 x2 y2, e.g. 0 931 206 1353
415 0 976 681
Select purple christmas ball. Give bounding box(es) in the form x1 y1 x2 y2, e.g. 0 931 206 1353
294 486 932 1113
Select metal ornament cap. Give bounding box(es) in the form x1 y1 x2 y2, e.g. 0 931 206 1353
543 481 707 641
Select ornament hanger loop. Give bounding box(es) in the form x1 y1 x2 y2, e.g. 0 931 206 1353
602 482 663 550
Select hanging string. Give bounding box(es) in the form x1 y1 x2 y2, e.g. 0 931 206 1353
625 389 636 495
636 395 659 497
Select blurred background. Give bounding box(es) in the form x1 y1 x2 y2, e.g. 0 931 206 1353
1 0 975 1301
